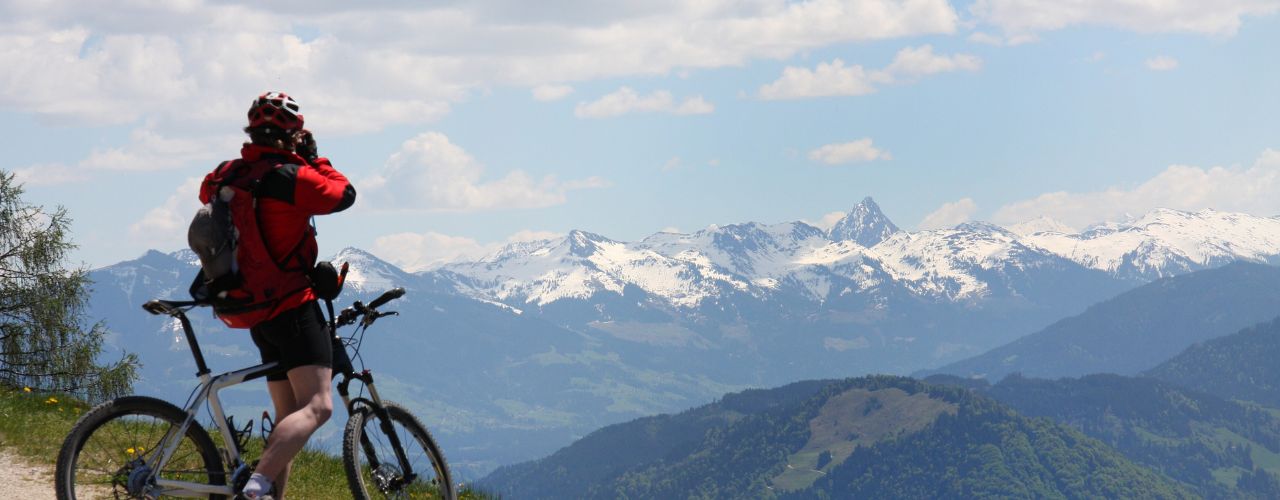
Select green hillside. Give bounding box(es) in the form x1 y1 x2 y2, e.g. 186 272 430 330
1146 316 1280 408
983 373 1280 498
481 376 1194 499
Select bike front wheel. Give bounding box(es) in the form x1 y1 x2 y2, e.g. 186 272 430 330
343 400 455 500
55 395 226 499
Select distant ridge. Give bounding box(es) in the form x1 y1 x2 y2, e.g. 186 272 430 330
921 262 1280 380
1146 316 1280 408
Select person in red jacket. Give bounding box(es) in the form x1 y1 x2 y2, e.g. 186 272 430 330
200 92 355 499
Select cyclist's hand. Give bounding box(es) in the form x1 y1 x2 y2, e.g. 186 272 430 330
296 129 318 162
337 306 359 326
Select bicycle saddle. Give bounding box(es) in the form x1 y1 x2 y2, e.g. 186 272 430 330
143 298 208 316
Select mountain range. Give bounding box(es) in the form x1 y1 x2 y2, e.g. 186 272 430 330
85 199 1280 477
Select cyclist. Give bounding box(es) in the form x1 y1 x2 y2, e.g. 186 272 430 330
199 91 356 499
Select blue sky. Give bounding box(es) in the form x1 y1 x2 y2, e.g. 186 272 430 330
3 1 1278 269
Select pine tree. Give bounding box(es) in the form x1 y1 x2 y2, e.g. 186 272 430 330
0 171 136 400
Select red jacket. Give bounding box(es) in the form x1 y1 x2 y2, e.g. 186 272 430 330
199 144 356 319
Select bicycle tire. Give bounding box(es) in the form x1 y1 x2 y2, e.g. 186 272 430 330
55 395 227 500
343 400 455 500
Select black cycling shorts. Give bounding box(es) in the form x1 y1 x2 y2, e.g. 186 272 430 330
249 301 332 381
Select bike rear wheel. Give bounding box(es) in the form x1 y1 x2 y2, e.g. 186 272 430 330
343 401 454 500
55 395 226 500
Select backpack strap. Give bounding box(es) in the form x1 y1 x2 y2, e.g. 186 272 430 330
220 158 314 274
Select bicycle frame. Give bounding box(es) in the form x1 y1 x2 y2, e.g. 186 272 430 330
136 309 279 496
149 360 278 497
136 298 419 498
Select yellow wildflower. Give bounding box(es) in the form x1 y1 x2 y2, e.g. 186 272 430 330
45 397 58 404
22 387 31 393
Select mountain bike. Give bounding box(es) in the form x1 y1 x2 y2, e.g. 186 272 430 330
54 286 455 499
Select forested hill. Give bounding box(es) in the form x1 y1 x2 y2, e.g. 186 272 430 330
1145 316 1280 408
478 376 1193 499
978 373 1280 498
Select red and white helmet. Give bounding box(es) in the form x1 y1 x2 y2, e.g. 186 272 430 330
247 91 304 130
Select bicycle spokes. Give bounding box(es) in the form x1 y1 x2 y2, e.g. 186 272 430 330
72 413 215 497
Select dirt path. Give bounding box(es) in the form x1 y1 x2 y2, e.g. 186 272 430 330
0 448 56 499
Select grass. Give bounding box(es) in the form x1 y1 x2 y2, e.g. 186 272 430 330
0 385 495 499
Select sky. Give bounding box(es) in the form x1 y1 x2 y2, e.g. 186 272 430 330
2 0 1279 270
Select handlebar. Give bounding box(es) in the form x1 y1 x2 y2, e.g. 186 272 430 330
368 287 405 309
334 287 405 328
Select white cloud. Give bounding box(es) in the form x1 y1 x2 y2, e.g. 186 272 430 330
128 177 203 250
759 59 882 99
574 87 714 118
808 138 892 165
532 84 574 101
80 128 228 171
372 228 564 271
362 132 609 211
992 149 1280 228
0 0 958 130
919 198 978 230
10 164 90 187
9 126 228 185
967 32 1005 45
966 31 1039 46
758 45 980 100
661 157 683 171
807 211 849 231
506 229 563 243
883 45 982 78
971 0 1280 38
372 231 490 272
1145 55 1179 71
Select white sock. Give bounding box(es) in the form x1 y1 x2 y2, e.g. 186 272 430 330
242 472 273 498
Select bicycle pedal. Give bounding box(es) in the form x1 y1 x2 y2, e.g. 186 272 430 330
260 411 275 446
226 415 253 454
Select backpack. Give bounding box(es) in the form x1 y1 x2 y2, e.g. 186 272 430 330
187 159 313 329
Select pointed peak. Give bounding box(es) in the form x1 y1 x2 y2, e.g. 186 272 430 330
131 249 183 267
566 229 612 257
332 247 398 269
168 248 201 267
830 196 900 247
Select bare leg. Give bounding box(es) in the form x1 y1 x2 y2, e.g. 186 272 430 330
265 380 300 497
255 365 334 498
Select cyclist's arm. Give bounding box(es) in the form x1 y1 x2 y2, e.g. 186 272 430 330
295 157 356 215
198 170 218 204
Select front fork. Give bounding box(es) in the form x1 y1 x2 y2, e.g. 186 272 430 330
336 368 418 487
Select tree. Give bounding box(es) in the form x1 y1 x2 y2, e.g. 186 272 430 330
0 171 136 400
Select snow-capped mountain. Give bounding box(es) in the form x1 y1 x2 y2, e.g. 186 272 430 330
829 197 901 247
427 202 1280 310
329 247 416 293
1006 216 1074 237
1021 208 1280 280
871 222 1091 301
